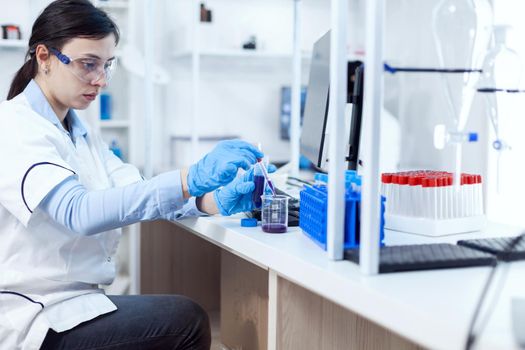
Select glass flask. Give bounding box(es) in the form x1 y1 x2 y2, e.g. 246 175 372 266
478 25 523 192
432 0 493 189
478 25 522 150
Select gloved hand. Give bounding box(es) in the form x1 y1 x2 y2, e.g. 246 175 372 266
187 140 264 197
214 164 277 216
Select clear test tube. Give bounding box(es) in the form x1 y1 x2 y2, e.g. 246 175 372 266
436 175 445 219
476 175 483 216
462 174 468 217
398 173 409 216
408 173 415 217
424 177 438 219
480 175 484 215
391 174 399 215
460 174 467 218
408 175 423 217
405 174 413 216
453 175 460 218
441 176 447 219
472 175 478 216
381 173 393 214
446 175 453 219
422 178 429 218
466 174 472 217
469 175 476 217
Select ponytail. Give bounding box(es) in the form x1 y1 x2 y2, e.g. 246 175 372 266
7 53 37 100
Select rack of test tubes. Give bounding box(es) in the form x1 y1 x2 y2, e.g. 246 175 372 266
381 170 486 236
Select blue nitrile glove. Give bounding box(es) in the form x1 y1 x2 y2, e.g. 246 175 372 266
187 140 264 197
214 164 277 216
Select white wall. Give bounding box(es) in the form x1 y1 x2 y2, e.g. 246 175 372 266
163 0 364 168
0 0 32 100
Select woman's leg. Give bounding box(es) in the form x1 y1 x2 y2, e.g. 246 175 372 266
40 295 211 350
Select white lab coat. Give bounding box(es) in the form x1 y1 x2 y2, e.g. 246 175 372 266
0 91 143 349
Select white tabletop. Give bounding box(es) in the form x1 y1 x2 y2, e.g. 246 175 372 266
173 216 525 350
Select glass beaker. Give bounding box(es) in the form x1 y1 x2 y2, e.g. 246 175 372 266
261 195 288 233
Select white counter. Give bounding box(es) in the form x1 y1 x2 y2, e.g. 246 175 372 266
174 216 525 350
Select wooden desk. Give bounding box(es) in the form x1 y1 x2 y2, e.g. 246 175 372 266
139 218 524 350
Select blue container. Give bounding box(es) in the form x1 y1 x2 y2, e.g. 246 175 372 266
299 178 385 250
100 92 112 120
109 140 122 159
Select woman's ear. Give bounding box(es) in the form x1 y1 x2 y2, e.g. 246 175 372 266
35 44 51 74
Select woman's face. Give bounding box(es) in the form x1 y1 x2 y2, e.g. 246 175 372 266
45 34 116 111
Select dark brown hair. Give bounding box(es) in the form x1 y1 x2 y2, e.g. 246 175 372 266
7 0 119 100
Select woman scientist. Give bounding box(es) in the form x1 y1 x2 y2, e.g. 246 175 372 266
0 0 266 349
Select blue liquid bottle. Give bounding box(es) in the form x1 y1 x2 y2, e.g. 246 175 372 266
100 91 112 120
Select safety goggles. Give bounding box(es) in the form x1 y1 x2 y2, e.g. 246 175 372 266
50 47 116 84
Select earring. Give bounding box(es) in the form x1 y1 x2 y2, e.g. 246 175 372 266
43 66 49 75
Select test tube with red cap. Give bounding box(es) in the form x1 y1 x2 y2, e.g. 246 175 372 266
381 170 483 220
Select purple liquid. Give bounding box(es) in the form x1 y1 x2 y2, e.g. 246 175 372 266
256 161 275 194
266 179 275 194
252 175 265 208
262 223 287 233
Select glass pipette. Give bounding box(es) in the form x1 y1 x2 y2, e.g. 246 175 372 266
256 142 276 196
257 159 276 196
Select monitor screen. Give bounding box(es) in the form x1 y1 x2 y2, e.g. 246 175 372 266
300 30 363 171
300 30 331 168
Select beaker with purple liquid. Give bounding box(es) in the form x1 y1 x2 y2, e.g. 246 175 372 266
261 195 288 233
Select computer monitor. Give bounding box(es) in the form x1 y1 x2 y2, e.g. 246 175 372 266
300 30 363 171
300 31 331 169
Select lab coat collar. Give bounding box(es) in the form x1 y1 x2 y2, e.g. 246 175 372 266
24 79 88 139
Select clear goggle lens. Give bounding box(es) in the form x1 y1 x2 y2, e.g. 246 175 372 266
68 57 116 83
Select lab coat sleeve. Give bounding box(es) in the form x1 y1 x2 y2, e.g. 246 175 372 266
0 102 77 227
92 131 143 187
39 170 189 235
163 197 208 221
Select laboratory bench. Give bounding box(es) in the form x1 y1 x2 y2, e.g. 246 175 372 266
139 216 524 350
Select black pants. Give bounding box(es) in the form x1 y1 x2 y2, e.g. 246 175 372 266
40 295 211 350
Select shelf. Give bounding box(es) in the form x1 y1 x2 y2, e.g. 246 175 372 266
171 134 239 142
172 49 312 61
0 39 28 49
171 49 366 63
100 119 130 128
95 0 128 9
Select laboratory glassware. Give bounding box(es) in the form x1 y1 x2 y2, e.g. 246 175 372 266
261 195 288 233
432 0 493 190
252 164 265 209
477 25 523 192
